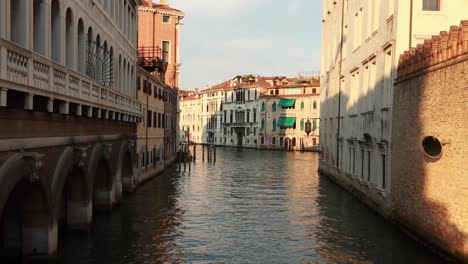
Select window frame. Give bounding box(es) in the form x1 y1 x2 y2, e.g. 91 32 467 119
422 0 440 11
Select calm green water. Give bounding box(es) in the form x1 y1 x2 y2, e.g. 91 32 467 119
59 148 446 263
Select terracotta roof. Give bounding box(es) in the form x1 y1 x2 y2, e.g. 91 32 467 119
139 1 185 17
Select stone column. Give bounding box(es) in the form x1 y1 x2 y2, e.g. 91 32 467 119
0 88 7 107
88 107 93 117
25 94 34 110
47 98 54 113
59 101 69 114
76 104 82 116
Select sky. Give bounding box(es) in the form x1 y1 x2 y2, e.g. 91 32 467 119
167 0 323 90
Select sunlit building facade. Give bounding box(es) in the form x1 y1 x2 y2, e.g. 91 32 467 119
259 82 320 151
320 0 468 212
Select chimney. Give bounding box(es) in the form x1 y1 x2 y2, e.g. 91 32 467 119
160 0 169 5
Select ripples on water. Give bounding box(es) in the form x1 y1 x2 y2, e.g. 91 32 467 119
59 148 446 264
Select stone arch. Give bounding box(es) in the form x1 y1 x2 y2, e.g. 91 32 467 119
87 144 113 212
0 153 55 259
51 147 90 231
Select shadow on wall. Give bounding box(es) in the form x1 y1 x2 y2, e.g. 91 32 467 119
391 25 468 261
319 22 467 261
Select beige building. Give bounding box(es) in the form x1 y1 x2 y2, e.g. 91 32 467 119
179 75 321 151
320 0 468 213
259 81 320 151
179 90 203 143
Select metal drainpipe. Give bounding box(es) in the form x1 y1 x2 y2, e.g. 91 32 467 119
336 0 345 168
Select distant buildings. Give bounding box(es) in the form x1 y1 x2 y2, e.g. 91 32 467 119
179 75 320 151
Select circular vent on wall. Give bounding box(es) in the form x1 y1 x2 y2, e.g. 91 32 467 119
422 136 442 158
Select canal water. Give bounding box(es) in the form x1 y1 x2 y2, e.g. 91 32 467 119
59 148 446 263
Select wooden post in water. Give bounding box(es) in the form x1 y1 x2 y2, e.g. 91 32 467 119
214 146 217 163
193 144 197 162
202 145 205 163
178 148 181 171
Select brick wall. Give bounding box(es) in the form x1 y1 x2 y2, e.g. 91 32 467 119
392 21 468 262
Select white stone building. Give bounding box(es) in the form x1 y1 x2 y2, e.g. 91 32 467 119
319 0 468 211
221 76 266 148
0 0 142 119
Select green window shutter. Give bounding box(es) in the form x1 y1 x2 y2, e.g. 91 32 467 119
278 99 296 108
272 119 276 131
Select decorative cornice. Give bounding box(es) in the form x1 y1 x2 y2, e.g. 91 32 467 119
397 20 468 79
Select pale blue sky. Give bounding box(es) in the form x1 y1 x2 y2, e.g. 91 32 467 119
168 0 323 89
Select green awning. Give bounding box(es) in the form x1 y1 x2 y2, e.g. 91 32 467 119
278 99 296 107
277 117 296 128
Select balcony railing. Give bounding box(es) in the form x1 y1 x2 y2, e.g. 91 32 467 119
0 38 142 116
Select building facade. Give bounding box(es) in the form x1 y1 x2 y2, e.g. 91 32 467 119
259 82 320 151
135 0 183 184
138 0 184 88
0 0 143 260
392 23 468 262
319 0 468 214
179 75 321 151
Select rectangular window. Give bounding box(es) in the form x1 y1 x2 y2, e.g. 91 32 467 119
280 137 284 146
367 151 371 181
261 137 265 145
361 149 365 179
153 113 157 128
163 15 170 23
162 41 170 63
158 113 161 128
147 110 152 128
381 154 386 189
423 0 440 11
352 148 356 174
272 137 276 145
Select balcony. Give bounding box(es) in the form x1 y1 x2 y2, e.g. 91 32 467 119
137 46 168 80
0 39 142 117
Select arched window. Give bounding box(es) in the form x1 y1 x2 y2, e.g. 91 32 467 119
109 47 114 88
51 0 61 62
33 0 47 55
102 41 108 85
313 100 317 109
95 34 101 81
77 19 86 74
272 119 277 131
65 8 75 68
118 55 122 93
300 119 305 131
300 101 305 110
261 102 266 112
272 102 277 112
86 27 94 78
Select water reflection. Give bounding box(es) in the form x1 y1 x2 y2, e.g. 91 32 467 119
59 148 445 264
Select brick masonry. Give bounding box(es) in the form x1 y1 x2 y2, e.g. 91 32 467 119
393 21 468 262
